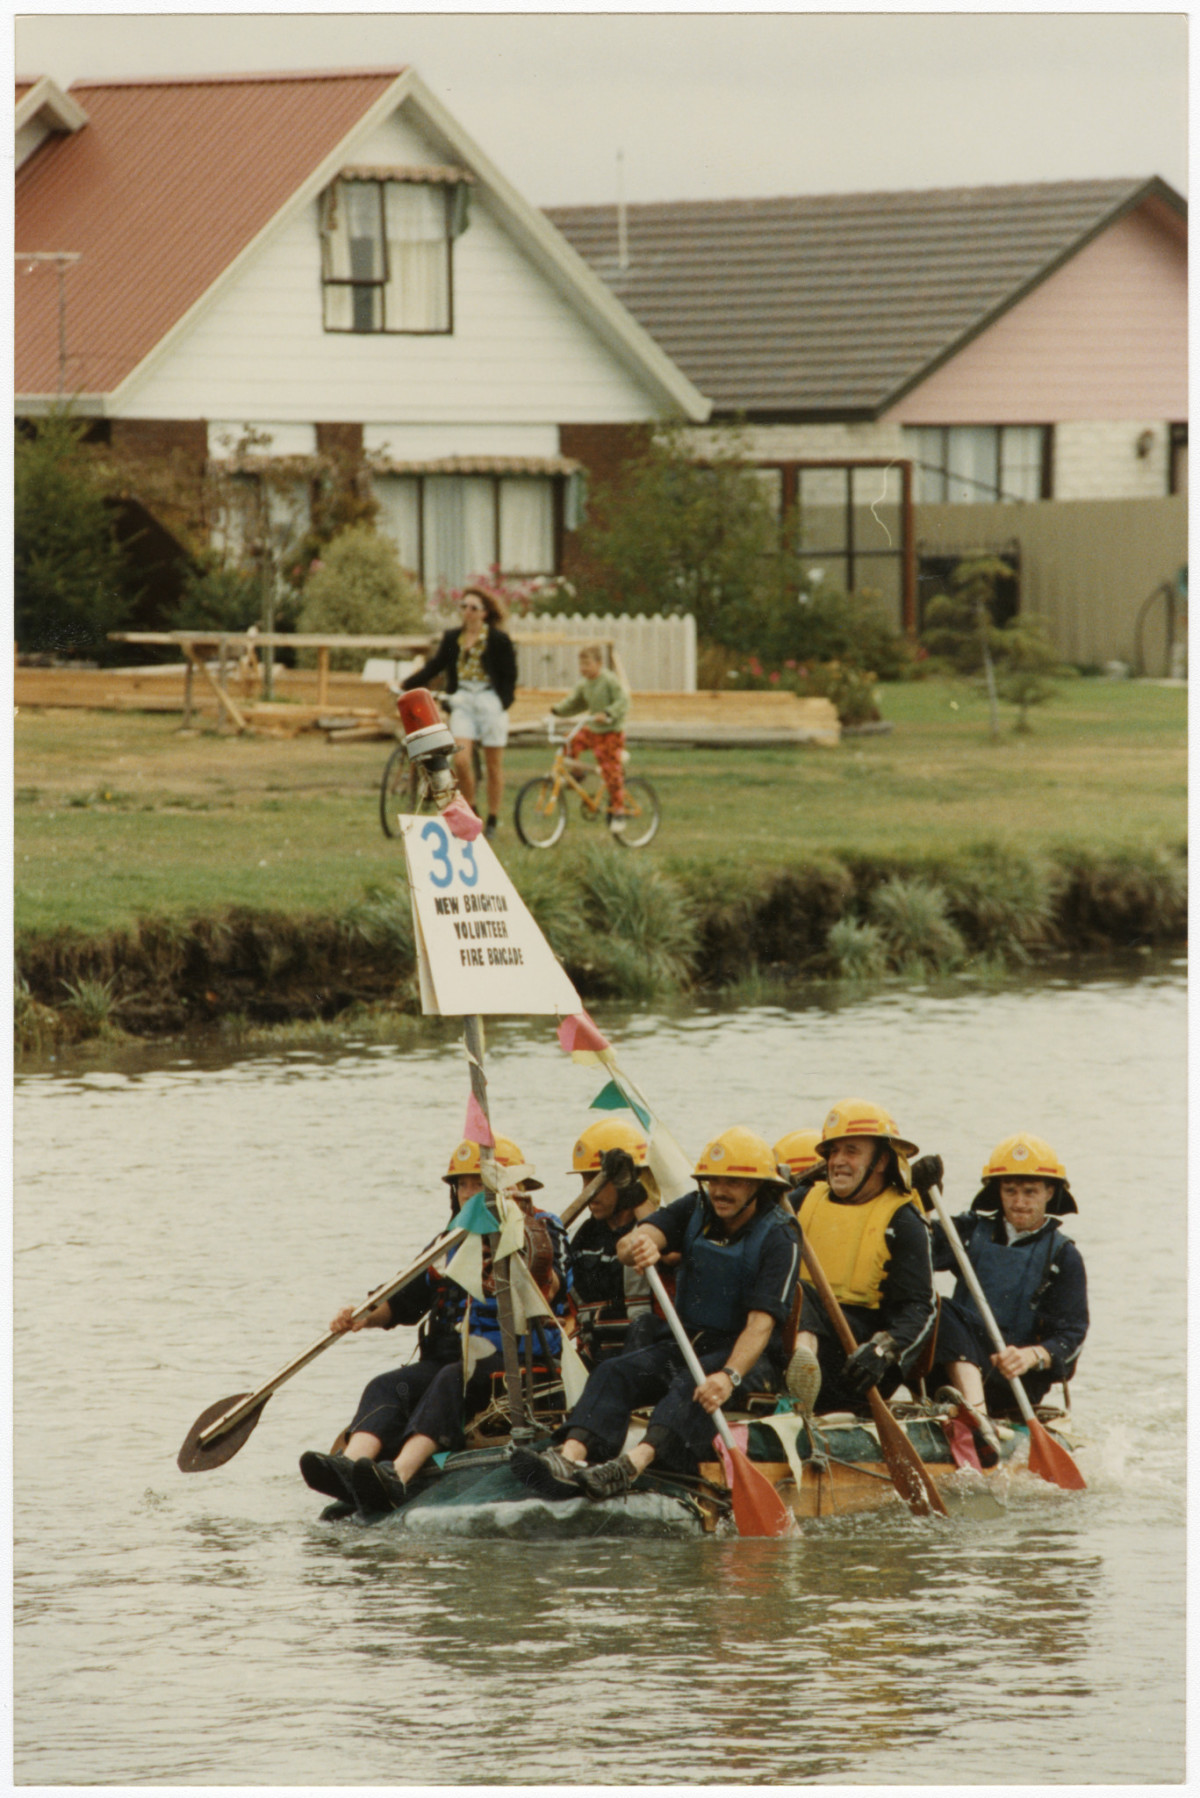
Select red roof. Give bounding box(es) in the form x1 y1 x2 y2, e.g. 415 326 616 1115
15 69 404 395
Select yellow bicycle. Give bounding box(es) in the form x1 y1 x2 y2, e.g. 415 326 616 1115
513 720 661 850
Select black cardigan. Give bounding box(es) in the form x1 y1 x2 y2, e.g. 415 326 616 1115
401 627 518 711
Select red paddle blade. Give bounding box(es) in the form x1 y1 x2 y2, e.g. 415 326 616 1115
1027 1417 1087 1490
716 1439 793 1538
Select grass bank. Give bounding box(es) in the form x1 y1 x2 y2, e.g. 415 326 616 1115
15 678 1185 1051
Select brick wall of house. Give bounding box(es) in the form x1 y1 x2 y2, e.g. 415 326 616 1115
558 422 653 493
315 422 364 458
108 418 208 467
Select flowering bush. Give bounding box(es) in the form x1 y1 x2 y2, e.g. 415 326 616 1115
430 565 576 623
700 643 882 725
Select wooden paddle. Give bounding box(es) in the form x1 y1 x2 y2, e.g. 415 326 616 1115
644 1265 792 1538
927 1185 1086 1491
178 1168 609 1474
798 1229 948 1518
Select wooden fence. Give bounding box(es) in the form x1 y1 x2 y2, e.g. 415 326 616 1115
510 613 697 692
913 496 1188 671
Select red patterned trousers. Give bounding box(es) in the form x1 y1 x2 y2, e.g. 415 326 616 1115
569 727 627 813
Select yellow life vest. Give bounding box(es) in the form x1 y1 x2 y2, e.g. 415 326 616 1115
798 1181 918 1309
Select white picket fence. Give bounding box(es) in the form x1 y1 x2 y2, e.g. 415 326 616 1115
510 612 697 692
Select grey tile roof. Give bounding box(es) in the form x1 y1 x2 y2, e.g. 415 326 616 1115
545 178 1184 418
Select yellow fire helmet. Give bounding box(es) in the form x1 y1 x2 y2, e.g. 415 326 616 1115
774 1129 823 1180
816 1099 919 1162
975 1132 1076 1214
569 1119 650 1174
693 1126 788 1186
443 1135 543 1192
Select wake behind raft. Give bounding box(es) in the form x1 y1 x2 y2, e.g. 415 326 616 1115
178 689 1082 1537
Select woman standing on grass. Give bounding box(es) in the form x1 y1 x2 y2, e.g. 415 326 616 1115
401 586 517 839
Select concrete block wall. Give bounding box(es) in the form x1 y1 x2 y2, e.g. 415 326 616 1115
1053 420 1173 499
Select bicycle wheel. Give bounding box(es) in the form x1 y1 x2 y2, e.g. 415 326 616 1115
514 777 568 848
614 776 661 848
379 743 430 837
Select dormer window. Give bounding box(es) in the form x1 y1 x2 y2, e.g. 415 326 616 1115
319 166 472 335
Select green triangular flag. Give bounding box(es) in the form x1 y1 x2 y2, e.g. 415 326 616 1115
589 1079 651 1129
455 1189 499 1236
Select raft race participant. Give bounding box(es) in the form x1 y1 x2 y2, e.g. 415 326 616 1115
785 1099 936 1418
511 1127 801 1502
299 1137 570 1516
774 1129 824 1205
566 1121 662 1365
930 1133 1088 1457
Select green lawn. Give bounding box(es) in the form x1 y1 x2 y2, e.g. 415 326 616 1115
14 677 1186 938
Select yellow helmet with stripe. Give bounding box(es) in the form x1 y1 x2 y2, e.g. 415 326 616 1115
774 1129 823 1180
816 1099 919 1162
976 1132 1076 1214
569 1119 650 1173
443 1136 543 1191
694 1126 787 1186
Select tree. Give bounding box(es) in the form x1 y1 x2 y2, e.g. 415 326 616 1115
296 524 427 667
14 412 134 658
993 613 1067 731
921 553 1015 737
561 422 791 650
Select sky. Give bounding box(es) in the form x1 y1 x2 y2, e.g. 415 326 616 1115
12 10 1189 206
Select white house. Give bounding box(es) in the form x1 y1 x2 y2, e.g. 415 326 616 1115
15 67 709 594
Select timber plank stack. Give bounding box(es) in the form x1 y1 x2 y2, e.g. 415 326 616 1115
14 667 840 746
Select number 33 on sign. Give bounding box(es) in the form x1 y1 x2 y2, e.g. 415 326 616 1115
399 816 582 1019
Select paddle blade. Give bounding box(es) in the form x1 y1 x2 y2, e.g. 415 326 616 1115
1027 1417 1086 1490
869 1391 949 1517
715 1439 793 1538
177 1392 266 1473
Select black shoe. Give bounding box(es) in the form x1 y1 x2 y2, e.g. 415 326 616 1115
576 1452 638 1501
484 816 498 840
509 1445 585 1499
351 1457 408 1513
300 1450 358 1506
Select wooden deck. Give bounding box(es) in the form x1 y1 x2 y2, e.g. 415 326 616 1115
14 666 840 746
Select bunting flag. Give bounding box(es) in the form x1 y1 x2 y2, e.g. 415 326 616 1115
556 1012 612 1063
507 1258 590 1407
588 1079 651 1128
463 1090 494 1148
440 795 483 842
455 1189 499 1237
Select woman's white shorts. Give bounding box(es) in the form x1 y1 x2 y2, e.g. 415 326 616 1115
448 680 509 748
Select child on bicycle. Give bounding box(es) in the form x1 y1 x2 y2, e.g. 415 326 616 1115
549 647 631 834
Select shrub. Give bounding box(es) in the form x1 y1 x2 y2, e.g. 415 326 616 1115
868 877 965 971
826 917 889 979
774 585 912 679
993 613 1070 731
168 558 262 632
296 525 426 667
15 413 135 658
570 845 699 997
941 849 1055 961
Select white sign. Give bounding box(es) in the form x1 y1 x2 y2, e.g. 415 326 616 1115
399 815 582 1017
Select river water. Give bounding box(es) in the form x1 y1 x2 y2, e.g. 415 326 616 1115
14 962 1186 1785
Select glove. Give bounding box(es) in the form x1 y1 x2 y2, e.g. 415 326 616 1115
599 1146 643 1205
843 1331 899 1397
910 1154 944 1203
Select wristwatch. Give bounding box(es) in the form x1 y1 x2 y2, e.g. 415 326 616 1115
720 1366 742 1389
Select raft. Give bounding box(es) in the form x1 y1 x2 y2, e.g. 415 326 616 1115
321 1401 1083 1538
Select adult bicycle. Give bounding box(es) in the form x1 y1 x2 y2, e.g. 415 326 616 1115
379 701 482 839
512 719 660 850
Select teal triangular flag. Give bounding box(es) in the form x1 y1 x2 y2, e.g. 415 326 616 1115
456 1188 499 1235
589 1079 651 1129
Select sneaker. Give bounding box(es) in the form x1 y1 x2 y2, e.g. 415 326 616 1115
576 1452 638 1501
300 1450 358 1506
608 814 627 835
483 818 498 840
509 1444 585 1500
934 1387 1001 1469
786 1345 822 1415
351 1457 408 1513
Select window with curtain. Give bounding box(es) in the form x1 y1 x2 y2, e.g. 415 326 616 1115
373 474 559 588
904 426 1048 503
320 176 461 333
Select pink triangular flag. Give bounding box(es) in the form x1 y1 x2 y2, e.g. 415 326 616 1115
463 1090 494 1147
556 1012 611 1055
441 796 483 842
942 1416 983 1471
